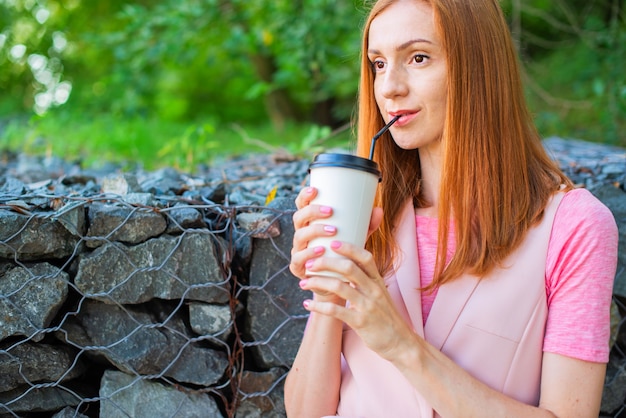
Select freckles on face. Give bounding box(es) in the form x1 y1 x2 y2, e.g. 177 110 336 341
368 1 448 151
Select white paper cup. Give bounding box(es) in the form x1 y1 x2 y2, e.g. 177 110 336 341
306 153 381 280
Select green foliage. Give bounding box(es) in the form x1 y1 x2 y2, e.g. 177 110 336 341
0 0 624 170
0 0 72 113
231 122 349 160
0 110 193 169
0 110 352 172
157 123 220 171
0 0 367 126
510 0 626 145
56 0 364 125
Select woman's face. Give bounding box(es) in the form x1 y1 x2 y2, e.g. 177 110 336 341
368 0 447 152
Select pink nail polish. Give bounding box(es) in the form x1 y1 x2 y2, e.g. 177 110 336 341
323 225 336 233
305 259 315 269
313 246 324 254
330 241 342 249
320 206 332 214
303 300 311 309
299 279 308 288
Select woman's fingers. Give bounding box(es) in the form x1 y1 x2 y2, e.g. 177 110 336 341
289 244 325 277
323 241 383 286
292 204 333 230
294 186 316 210
290 187 336 277
299 275 361 303
290 220 336 278
302 246 386 307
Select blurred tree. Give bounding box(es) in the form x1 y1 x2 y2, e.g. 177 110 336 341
0 0 70 114
0 0 366 129
1 0 624 144
89 0 365 129
500 0 625 144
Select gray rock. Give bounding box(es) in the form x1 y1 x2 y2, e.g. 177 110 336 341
0 209 83 260
60 300 229 386
52 407 89 418
122 192 157 207
15 154 54 184
0 386 80 414
603 163 626 177
0 263 68 341
602 354 626 415
139 167 184 195
0 343 84 392
75 232 229 304
235 368 287 418
99 370 223 418
227 189 265 206
85 203 167 248
0 176 26 195
52 200 87 237
236 212 281 239
610 299 620 351
164 203 207 234
246 197 308 368
101 173 141 195
189 303 233 341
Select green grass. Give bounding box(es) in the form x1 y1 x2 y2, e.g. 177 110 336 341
0 111 354 172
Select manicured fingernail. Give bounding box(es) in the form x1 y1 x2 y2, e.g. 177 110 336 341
305 259 315 269
299 279 308 288
306 187 314 194
303 299 311 309
320 206 332 214
330 241 342 249
313 246 324 255
323 225 336 233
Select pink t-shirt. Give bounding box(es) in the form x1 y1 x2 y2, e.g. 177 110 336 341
417 188 618 363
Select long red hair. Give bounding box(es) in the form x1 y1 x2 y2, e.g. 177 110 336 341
356 0 572 285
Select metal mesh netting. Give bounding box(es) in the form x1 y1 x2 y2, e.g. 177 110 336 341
0 189 624 417
0 192 306 417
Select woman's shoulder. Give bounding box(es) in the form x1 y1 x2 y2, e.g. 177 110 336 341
547 187 618 271
555 187 617 229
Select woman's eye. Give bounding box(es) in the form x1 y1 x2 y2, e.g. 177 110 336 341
413 54 428 64
371 60 386 71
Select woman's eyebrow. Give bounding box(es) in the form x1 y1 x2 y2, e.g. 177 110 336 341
368 38 433 55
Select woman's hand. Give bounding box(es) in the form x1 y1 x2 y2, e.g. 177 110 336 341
299 240 414 361
290 186 384 302
290 187 336 278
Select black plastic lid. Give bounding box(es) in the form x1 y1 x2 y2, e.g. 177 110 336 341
309 153 381 178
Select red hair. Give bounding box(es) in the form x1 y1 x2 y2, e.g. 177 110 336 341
356 0 571 285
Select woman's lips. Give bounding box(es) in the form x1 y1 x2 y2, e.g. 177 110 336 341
390 112 418 127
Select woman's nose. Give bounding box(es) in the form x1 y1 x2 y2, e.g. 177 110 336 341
379 65 409 99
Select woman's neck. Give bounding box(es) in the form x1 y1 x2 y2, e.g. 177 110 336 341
416 145 443 217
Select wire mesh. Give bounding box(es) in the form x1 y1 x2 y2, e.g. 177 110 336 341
0 192 303 417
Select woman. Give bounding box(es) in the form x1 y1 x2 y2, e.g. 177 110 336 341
285 0 618 417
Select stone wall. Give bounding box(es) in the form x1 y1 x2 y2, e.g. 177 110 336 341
0 139 624 417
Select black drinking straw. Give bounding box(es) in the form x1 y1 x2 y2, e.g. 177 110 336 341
368 115 401 160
